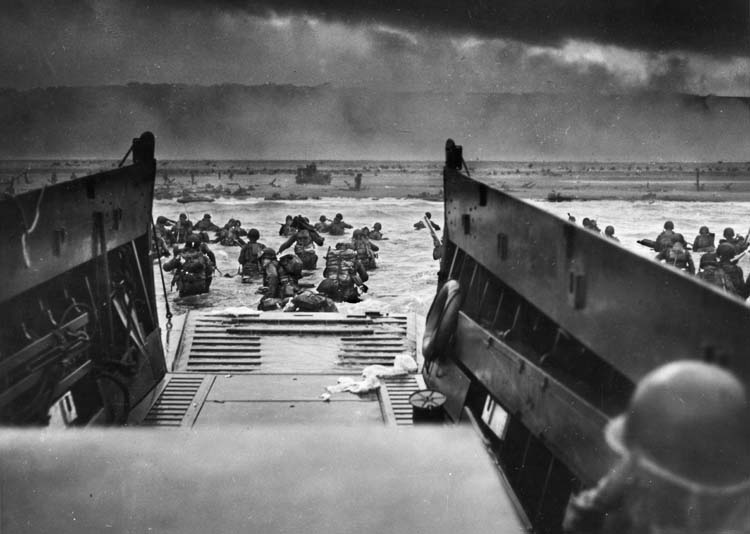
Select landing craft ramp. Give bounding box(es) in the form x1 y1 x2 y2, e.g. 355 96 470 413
130 311 428 427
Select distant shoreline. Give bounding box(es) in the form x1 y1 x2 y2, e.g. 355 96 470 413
3 159 750 202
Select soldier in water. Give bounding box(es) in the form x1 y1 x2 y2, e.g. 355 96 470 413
163 235 213 297
238 229 266 282
277 216 325 270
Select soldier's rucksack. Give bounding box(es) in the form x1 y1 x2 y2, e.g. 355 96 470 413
292 291 338 312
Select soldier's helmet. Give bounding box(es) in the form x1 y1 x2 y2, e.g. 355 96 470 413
280 254 302 277
185 234 200 247
156 216 167 224
352 229 363 239
203 213 211 219
335 213 343 220
605 360 750 487
319 215 327 222
261 248 277 261
374 222 382 230
605 225 615 236
699 225 709 235
724 227 736 239
180 213 187 220
664 221 674 230
247 228 260 241
717 242 735 259
699 252 718 268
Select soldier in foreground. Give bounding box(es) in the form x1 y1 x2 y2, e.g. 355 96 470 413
563 360 750 534
163 235 213 297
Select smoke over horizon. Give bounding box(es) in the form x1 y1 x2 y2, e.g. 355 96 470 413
1 84 748 162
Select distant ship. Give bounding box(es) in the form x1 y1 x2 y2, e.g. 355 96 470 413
295 162 331 184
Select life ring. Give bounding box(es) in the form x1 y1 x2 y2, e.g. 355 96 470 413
422 280 462 362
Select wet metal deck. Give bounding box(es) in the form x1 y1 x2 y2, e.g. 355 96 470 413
133 311 424 427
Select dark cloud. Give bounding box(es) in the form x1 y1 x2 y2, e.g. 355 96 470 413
155 0 750 55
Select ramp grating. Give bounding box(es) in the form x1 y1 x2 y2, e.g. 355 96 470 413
140 375 212 427
380 374 427 426
176 312 414 374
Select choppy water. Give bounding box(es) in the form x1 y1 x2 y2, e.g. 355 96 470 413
152 197 446 322
152 196 750 328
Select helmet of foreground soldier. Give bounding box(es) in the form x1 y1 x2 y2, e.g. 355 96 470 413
248 228 260 241
605 360 750 487
185 235 200 247
724 227 736 239
664 221 674 230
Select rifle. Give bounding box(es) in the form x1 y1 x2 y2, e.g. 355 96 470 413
425 214 444 260
424 214 441 247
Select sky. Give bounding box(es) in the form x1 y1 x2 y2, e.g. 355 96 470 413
1 0 749 95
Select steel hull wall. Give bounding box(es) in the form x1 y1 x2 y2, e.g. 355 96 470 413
443 169 750 385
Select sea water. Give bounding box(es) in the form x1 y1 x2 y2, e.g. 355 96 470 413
152 196 750 327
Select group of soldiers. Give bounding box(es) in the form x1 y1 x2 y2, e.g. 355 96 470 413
153 213 251 253
246 213 386 311
569 213 621 241
154 210 389 307
652 220 750 299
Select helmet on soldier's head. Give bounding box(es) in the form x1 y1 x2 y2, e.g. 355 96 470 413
280 254 302 277
699 225 709 235
717 242 735 259
248 228 260 240
185 234 200 247
700 252 718 267
605 225 615 236
319 215 327 222
374 222 381 230
664 221 674 230
180 213 187 220
426 212 432 218
605 360 750 487
352 229 362 239
203 213 211 219
724 227 735 239
261 248 277 260
335 213 343 220
157 216 167 224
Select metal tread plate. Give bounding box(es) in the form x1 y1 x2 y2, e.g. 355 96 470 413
174 311 413 374
379 374 427 426
137 374 213 427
